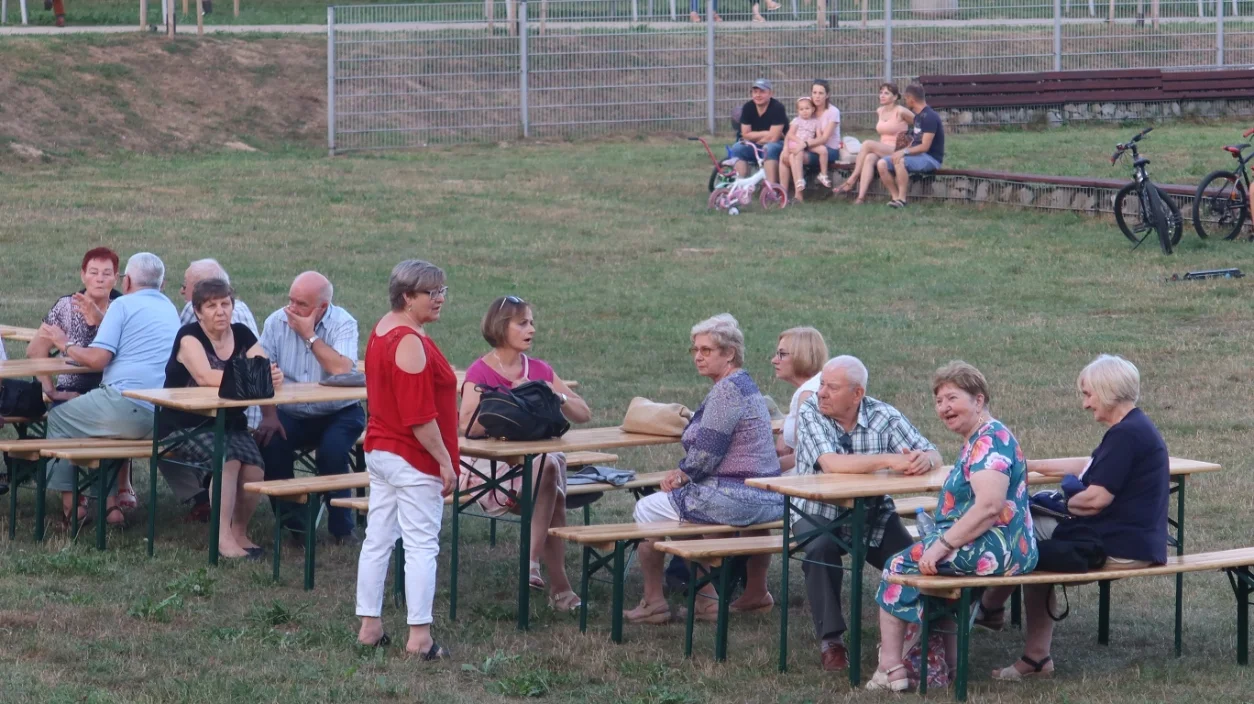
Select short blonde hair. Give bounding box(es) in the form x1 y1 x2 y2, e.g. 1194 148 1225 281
481 295 530 348
691 313 745 367
1077 354 1140 408
778 327 828 379
931 360 991 406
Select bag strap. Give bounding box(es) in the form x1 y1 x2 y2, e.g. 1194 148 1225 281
520 354 530 382
464 384 495 440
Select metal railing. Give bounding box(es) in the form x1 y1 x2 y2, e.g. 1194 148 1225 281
328 0 1254 152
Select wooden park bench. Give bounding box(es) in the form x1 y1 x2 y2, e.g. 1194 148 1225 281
243 450 621 590
888 548 1254 701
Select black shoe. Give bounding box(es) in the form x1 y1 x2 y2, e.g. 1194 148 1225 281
0 476 9 496
245 547 265 559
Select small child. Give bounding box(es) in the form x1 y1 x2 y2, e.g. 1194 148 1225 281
783 97 831 201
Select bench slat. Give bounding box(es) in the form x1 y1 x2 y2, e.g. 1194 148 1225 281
894 496 938 516
550 519 784 544
0 438 150 460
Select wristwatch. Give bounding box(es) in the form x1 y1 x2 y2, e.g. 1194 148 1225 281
303 335 318 349
558 393 568 405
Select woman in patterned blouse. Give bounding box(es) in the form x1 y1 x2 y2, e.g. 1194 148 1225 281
625 313 784 625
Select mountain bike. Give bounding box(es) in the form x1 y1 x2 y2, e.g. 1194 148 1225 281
1191 127 1254 241
1111 127 1183 255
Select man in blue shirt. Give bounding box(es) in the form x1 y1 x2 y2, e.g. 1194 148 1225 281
256 271 365 544
38 252 179 527
877 83 945 209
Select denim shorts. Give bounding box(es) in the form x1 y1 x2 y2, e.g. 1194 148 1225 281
799 146 841 167
881 153 941 174
730 140 785 164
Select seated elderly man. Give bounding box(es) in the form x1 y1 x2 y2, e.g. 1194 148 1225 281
257 271 364 545
37 252 180 528
159 258 260 523
792 355 942 672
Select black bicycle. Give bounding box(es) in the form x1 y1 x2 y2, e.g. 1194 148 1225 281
1191 126 1254 241
1111 127 1183 255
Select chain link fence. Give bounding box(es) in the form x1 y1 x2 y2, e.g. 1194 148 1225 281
328 0 1254 152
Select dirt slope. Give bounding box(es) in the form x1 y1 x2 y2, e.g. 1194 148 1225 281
1 35 326 158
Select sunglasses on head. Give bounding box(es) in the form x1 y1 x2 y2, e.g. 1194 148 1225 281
495 295 525 314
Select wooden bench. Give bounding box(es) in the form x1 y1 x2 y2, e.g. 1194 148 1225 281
0 438 151 543
242 450 621 590
888 548 1254 701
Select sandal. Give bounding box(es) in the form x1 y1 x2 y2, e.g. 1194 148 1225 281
624 599 672 625
991 655 1053 681
730 594 774 614
972 603 1005 632
105 505 127 527
889 199 907 208
549 590 582 613
116 488 138 510
529 560 545 590
833 180 855 194
817 173 832 188
418 641 451 661
675 598 720 623
794 178 806 192
361 633 391 648
866 663 910 692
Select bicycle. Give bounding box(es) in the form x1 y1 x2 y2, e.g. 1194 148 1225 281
1110 127 1183 255
691 136 787 213
1191 126 1254 241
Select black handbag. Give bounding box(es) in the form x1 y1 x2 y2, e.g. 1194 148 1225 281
466 381 570 442
0 379 48 418
218 357 275 401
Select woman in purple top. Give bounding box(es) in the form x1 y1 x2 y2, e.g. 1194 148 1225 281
625 314 784 625
457 295 591 613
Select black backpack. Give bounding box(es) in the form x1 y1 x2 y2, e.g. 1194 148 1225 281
0 380 47 419
466 381 570 442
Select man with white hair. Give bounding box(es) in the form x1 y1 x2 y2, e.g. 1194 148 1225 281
792 355 942 672
37 252 179 527
161 258 260 522
257 271 364 544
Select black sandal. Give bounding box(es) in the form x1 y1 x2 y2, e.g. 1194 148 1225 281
419 642 450 661
364 633 391 648
972 603 1006 632
105 505 128 528
992 654 1053 680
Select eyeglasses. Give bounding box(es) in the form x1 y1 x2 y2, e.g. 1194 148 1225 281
837 433 853 453
422 286 449 299
495 295 525 314
772 349 791 359
689 345 720 357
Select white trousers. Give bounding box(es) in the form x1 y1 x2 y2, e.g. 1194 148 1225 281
355 450 444 625
634 491 681 523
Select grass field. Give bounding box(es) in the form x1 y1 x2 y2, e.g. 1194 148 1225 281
2 124 1254 703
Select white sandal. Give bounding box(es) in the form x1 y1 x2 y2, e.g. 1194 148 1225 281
866 663 910 692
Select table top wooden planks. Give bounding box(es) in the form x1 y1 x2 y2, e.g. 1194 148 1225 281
746 457 1222 502
124 382 366 415
0 326 38 342
0 357 92 380
460 426 681 460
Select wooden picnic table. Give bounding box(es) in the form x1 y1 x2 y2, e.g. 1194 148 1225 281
458 426 681 631
0 325 38 343
0 357 88 379
745 456 1222 685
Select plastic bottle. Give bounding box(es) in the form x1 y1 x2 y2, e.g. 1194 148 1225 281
914 507 937 537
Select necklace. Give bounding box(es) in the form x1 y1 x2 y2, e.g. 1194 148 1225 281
488 350 524 383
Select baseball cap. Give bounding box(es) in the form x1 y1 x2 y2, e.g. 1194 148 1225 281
751 78 772 91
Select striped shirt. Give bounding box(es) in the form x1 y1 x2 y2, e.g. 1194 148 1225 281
180 298 261 428
259 304 359 418
793 395 936 547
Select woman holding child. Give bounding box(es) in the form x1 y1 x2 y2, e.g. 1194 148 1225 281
835 83 914 204
778 79 841 203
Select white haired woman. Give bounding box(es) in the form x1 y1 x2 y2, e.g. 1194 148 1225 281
625 313 784 624
976 354 1169 680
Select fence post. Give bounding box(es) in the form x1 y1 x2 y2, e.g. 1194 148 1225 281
326 5 336 154
707 0 716 135
520 0 530 138
1053 0 1062 71
883 0 892 82
1216 0 1224 66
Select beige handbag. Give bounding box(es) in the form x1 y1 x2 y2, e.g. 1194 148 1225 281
621 397 692 436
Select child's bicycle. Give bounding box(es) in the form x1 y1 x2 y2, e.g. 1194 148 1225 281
1191 126 1254 240
691 136 788 213
1110 127 1183 255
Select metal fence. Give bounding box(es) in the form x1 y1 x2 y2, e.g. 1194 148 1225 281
328 0 1254 152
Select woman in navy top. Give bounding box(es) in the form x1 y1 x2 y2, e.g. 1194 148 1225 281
979 354 1168 681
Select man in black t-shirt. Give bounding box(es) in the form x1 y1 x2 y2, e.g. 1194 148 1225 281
877 83 945 208
730 78 789 186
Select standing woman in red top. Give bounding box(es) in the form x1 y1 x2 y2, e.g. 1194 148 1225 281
356 260 458 660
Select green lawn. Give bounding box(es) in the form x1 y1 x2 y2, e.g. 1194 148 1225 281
2 127 1254 703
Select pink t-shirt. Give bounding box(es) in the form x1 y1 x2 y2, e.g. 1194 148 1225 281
815 104 842 150
463 354 554 390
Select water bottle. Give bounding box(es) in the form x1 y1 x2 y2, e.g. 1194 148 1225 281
914 507 938 537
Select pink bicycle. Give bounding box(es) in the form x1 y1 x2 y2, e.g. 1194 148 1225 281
692 137 788 213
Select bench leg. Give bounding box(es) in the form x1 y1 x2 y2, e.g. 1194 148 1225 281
489 516 497 547
582 503 590 526
684 560 698 658
304 493 318 590
610 540 626 644
714 562 732 662
393 537 405 607
449 480 461 621
1174 476 1187 657
955 588 973 702
516 455 535 632
848 499 867 687
778 503 791 672
95 463 108 551
71 466 81 539
207 410 227 566
1010 586 1022 628
579 546 591 633
273 506 283 582
1098 580 1111 645
34 457 47 541
919 597 931 696
147 421 160 557
1228 567 1253 666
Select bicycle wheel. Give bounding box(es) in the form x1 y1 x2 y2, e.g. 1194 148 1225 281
1144 183 1173 255
1161 187 1183 246
760 182 788 211
1192 170 1249 240
1113 182 1146 245
708 186 731 210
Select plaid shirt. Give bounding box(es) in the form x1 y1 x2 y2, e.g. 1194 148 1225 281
793 395 937 547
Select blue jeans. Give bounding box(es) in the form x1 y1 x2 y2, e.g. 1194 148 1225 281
800 146 841 167
690 0 716 11
881 153 941 174
730 140 784 165
259 404 366 538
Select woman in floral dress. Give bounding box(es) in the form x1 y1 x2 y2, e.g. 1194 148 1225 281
868 361 1039 692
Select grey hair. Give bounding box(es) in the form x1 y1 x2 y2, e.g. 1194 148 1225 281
690 313 745 367
188 258 229 285
388 260 445 311
125 252 166 289
1077 354 1140 408
823 355 869 391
